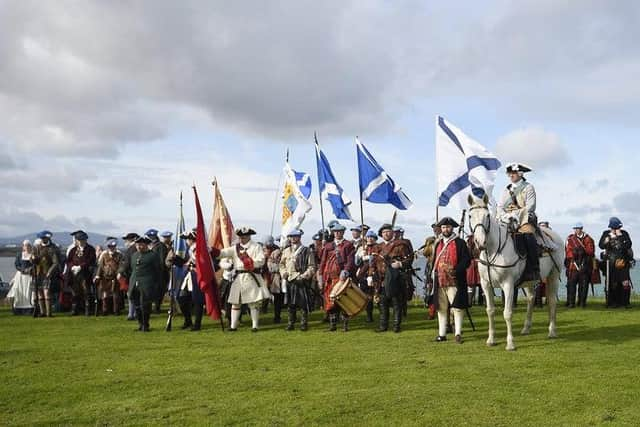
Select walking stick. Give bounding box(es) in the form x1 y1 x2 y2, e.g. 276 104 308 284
605 258 610 307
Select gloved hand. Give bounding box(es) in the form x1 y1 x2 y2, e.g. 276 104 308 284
391 261 402 269
366 276 373 288
362 255 371 262
281 271 289 281
339 270 349 280
71 265 82 275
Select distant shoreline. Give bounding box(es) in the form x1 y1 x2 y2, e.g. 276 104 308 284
0 248 19 257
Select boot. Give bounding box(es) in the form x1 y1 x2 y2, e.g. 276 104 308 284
377 298 389 332
300 309 308 331
567 282 576 308
84 299 91 316
71 296 79 316
578 282 588 308
392 299 402 333
342 314 349 332
142 303 152 331
179 296 193 329
273 294 283 324
365 301 373 323
286 306 296 331
113 294 121 316
102 298 110 316
135 307 143 331
522 234 540 282
191 304 203 331
38 300 46 318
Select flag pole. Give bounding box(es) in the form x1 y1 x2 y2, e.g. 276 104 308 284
356 136 365 228
314 133 326 232
270 150 286 237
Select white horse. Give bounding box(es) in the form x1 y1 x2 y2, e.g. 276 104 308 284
467 194 563 351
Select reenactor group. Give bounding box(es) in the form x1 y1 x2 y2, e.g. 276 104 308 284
12 166 635 339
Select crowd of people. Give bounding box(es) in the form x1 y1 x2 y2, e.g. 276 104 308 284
5 164 635 341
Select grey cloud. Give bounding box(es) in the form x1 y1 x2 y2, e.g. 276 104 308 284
0 207 118 237
1 0 639 161
495 127 569 170
98 182 161 206
613 191 640 213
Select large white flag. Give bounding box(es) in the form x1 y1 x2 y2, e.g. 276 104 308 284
281 162 312 238
436 116 501 209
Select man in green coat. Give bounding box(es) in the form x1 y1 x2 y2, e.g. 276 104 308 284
129 236 163 332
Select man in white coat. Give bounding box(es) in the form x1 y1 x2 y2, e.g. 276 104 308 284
218 227 271 332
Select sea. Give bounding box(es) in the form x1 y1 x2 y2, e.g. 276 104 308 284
2 256 638 299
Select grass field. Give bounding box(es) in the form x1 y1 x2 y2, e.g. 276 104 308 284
1 299 639 426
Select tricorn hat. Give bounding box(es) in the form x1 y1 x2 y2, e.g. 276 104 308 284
122 232 140 241
134 236 152 244
437 217 459 228
506 163 532 174
75 231 89 241
235 227 256 237
378 223 393 237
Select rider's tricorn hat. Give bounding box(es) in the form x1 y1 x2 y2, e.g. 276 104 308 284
437 217 459 228
506 163 532 173
235 227 256 237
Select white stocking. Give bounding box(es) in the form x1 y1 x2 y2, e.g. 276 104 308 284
437 310 448 337
453 308 464 336
230 305 241 329
250 305 260 329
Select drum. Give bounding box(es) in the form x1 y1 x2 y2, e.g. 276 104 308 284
329 278 369 317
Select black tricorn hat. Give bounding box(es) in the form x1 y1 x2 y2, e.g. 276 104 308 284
180 230 197 240
134 236 152 244
437 217 459 228
122 232 140 241
235 227 256 237
378 223 394 237
505 163 532 173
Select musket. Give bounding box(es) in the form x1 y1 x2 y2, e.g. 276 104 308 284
165 264 177 332
605 257 610 307
32 254 39 318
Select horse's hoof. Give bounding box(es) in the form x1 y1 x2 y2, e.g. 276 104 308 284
548 333 557 339
506 345 516 351
486 340 497 347
521 329 530 336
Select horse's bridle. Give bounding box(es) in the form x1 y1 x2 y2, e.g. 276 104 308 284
469 205 491 241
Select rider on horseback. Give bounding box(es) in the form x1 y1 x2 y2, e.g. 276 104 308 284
497 163 540 282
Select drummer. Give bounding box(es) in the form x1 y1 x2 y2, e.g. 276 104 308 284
318 222 356 332
373 223 413 333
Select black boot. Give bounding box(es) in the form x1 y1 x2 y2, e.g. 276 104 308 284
135 307 143 331
567 281 577 308
342 314 349 332
578 282 588 308
178 296 193 329
286 306 296 331
191 303 203 331
365 300 374 323
377 298 389 332
300 309 309 331
142 303 152 331
273 293 283 324
522 233 540 282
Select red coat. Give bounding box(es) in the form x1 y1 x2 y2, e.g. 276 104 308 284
319 239 356 282
565 233 595 278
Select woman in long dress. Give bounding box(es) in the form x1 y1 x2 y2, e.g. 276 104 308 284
7 240 35 314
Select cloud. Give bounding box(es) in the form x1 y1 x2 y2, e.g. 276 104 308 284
613 191 640 213
0 207 118 237
495 127 569 170
98 182 161 206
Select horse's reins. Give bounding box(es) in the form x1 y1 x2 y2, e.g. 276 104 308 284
469 205 527 289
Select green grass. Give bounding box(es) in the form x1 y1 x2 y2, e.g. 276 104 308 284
1 299 639 426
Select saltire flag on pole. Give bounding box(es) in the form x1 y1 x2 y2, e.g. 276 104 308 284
171 191 188 295
192 186 222 320
315 140 353 220
208 179 236 250
356 137 413 210
281 161 312 238
435 116 501 209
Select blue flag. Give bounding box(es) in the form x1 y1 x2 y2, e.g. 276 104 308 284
356 137 412 210
315 140 353 220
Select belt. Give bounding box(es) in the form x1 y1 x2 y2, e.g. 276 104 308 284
236 270 262 287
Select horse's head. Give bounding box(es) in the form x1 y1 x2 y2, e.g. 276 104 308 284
468 193 491 251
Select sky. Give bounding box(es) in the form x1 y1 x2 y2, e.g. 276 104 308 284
1 0 639 246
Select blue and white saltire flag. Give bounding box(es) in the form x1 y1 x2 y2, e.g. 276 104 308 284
315 141 353 220
171 192 188 295
282 162 313 238
356 137 413 210
436 116 502 209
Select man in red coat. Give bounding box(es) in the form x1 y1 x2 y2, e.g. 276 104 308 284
66 231 97 316
318 223 356 331
564 222 595 308
430 217 471 344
